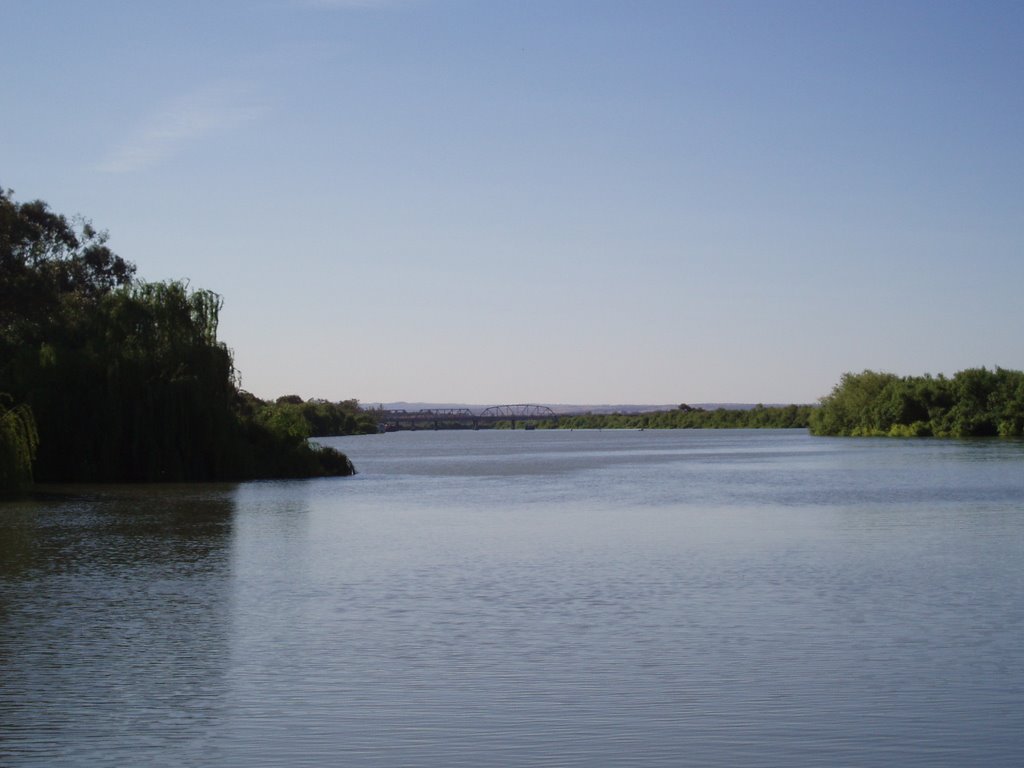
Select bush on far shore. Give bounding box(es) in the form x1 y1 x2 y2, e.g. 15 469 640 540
809 367 1024 437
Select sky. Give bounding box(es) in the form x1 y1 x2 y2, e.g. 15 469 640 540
2 0 1023 406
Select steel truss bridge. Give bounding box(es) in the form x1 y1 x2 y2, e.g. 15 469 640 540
372 404 558 431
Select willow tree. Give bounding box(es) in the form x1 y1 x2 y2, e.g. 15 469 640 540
0 397 38 495
1 185 354 483
26 280 241 481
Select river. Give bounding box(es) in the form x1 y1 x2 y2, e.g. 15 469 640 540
1 429 1022 766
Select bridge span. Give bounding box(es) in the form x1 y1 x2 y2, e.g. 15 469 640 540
371 404 558 431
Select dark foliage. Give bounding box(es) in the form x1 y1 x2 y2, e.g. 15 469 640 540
0 395 38 495
0 186 354 486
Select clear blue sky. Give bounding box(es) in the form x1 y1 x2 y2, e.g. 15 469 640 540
3 0 1022 405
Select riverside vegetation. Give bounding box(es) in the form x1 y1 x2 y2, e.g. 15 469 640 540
495 371 1024 438
809 368 1024 437
508 403 814 430
569 367 1024 438
0 186 365 495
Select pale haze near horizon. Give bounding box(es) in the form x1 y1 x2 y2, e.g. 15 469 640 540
2 0 1021 406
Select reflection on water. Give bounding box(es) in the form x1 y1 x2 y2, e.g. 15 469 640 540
2 431 1023 766
0 486 236 766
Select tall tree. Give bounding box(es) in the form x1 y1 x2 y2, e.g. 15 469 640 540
1 186 353 484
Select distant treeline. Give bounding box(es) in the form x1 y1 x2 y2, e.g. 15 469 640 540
1 186 355 495
810 368 1024 437
504 403 814 430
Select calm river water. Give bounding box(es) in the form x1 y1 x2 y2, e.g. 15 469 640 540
2 429 1023 766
